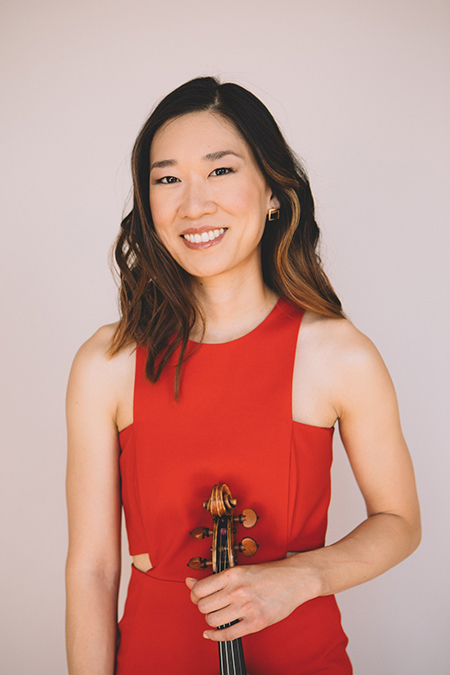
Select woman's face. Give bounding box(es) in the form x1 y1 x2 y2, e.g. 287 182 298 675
149 111 279 282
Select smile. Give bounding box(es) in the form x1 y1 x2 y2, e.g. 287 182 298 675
180 228 227 249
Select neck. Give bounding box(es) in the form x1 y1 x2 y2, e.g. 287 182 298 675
189 266 278 344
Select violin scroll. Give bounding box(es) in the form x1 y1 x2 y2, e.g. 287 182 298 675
187 484 259 571
203 483 237 517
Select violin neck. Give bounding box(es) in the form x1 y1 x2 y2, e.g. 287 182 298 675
218 637 247 675
216 514 248 674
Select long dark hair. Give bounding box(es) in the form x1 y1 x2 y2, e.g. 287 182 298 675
109 76 344 398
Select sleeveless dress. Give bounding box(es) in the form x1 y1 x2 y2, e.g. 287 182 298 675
116 296 352 674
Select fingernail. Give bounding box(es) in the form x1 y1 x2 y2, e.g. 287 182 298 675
186 577 196 583
203 632 210 640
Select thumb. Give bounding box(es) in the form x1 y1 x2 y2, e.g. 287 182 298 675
185 577 197 590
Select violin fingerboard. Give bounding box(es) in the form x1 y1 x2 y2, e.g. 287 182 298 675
219 637 247 675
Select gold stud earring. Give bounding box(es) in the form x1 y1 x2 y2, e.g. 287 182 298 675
268 208 280 221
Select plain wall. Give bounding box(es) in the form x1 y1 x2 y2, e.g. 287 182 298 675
1 0 449 672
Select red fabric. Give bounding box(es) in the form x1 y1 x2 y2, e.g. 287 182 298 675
117 297 352 674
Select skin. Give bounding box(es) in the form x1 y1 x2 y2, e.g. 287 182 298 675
65 110 421 672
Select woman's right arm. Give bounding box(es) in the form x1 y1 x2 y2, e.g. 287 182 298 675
65 326 122 675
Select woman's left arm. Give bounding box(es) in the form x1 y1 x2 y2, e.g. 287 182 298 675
186 324 421 641
305 325 421 595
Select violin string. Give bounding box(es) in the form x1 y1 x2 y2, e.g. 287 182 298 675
223 522 233 675
225 525 240 675
225 528 232 675
219 520 230 675
219 642 225 675
230 636 237 674
217 519 223 674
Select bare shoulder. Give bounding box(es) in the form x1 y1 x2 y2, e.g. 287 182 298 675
67 323 136 429
300 310 383 370
71 322 134 376
73 322 119 360
294 311 392 424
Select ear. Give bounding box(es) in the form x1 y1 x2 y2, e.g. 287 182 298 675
269 193 281 210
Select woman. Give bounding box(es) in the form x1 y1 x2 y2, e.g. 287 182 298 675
65 76 421 674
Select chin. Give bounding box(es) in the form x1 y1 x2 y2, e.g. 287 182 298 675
188 267 229 280
175 254 232 280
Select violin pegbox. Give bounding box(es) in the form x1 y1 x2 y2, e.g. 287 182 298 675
187 484 259 571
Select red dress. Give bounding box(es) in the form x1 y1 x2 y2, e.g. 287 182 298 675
116 297 352 674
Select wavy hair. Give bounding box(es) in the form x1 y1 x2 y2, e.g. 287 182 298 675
109 76 344 398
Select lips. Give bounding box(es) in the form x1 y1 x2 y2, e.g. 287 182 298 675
180 227 227 249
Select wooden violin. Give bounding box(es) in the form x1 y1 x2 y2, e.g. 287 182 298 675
188 484 259 675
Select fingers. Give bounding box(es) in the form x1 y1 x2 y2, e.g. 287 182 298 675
202 598 267 640
185 565 274 641
203 617 260 642
185 577 197 590
196 588 233 616
202 603 237 628
185 568 231 603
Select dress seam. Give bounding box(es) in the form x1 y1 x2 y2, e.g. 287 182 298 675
130 427 150 557
286 423 294 551
286 308 305 551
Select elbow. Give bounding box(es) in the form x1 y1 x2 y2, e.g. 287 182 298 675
397 507 422 559
370 508 422 561
409 514 422 555
406 495 422 556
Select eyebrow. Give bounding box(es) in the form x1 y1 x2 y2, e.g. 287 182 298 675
150 150 243 171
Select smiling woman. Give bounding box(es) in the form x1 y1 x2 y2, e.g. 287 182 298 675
65 76 420 675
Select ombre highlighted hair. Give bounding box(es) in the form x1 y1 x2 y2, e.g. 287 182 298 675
109 76 344 398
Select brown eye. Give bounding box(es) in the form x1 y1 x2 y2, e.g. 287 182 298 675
157 176 179 184
211 167 233 177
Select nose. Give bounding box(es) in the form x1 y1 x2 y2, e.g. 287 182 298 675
178 178 217 220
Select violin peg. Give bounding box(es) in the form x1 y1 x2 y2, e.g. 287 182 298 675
234 508 259 528
187 557 212 570
190 527 213 539
235 537 259 557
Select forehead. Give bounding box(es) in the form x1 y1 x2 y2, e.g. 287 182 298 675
150 111 250 160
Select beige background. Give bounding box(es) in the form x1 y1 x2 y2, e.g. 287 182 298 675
1 0 449 672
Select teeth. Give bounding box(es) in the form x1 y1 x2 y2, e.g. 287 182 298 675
182 228 226 244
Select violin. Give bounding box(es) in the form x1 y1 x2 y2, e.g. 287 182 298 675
188 484 259 675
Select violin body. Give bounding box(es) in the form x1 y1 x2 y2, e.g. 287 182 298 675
188 484 259 675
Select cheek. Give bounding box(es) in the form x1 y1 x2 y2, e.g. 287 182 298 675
154 228 171 252
149 191 167 225
222 181 266 218
230 182 268 228
149 193 173 244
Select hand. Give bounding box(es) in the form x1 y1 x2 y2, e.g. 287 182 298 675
185 558 319 641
